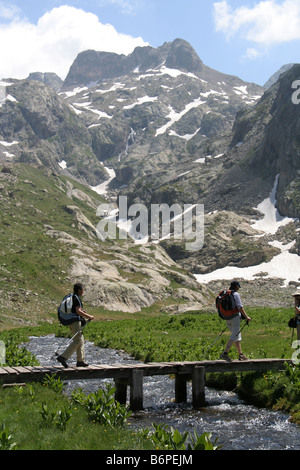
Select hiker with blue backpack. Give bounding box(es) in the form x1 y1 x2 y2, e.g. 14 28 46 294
57 283 94 368
217 281 251 363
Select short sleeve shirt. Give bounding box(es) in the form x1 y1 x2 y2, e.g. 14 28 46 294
232 291 243 310
71 294 82 314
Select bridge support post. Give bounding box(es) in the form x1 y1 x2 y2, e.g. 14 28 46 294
130 369 144 411
114 378 128 405
175 373 188 403
192 366 206 409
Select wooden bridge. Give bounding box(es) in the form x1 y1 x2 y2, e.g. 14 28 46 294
0 359 292 411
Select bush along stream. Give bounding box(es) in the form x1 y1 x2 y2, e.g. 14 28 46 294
1 309 300 450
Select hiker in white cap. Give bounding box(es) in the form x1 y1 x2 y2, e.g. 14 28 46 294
293 291 300 340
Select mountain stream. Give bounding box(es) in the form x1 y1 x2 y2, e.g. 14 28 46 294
25 335 300 450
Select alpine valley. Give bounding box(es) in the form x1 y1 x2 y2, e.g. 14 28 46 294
0 38 299 327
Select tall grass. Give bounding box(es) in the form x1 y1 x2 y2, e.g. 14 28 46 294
0 383 152 450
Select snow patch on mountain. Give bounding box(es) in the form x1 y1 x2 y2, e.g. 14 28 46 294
195 175 300 287
0 80 15 107
195 242 300 287
155 98 206 136
92 166 116 195
251 175 295 235
124 95 158 110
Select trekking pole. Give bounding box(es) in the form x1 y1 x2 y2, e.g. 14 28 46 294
203 325 228 357
291 326 295 346
53 319 91 359
203 319 249 359
236 319 249 338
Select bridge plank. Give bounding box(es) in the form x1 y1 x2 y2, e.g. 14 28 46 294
0 358 292 401
12 367 32 374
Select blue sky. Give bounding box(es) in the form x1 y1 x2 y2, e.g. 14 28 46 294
0 0 299 85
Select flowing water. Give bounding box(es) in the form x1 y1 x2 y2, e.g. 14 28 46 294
25 335 300 450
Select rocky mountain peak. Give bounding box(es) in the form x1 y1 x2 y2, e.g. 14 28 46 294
27 72 63 91
63 39 204 89
164 38 203 73
264 63 295 88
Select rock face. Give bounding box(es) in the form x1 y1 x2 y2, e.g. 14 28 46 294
229 65 300 218
264 64 295 88
0 80 108 185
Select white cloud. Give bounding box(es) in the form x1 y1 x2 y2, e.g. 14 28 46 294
244 48 262 60
214 0 300 47
0 5 148 80
0 2 22 20
97 0 144 15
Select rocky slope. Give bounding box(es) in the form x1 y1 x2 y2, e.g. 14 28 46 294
0 163 209 328
0 79 108 186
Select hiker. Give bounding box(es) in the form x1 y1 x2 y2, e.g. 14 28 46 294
57 283 94 368
293 291 300 340
219 281 251 363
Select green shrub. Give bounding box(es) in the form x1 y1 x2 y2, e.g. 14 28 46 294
3 335 39 367
72 383 132 429
0 425 17 450
39 403 73 431
142 423 222 450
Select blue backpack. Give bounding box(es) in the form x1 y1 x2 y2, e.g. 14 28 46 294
57 293 82 326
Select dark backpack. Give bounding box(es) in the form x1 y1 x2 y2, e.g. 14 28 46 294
216 290 239 320
57 293 81 326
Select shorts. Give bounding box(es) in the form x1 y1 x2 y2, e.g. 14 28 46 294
226 314 242 342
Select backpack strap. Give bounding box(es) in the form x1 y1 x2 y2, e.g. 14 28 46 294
73 294 83 311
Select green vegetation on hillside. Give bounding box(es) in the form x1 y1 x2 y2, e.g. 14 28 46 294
0 163 106 327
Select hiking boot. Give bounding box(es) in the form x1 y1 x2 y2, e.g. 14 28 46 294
239 353 249 361
57 356 68 368
219 352 232 363
77 361 89 367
